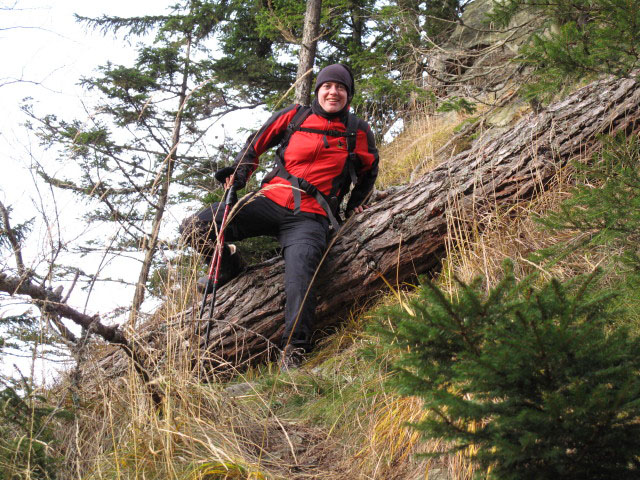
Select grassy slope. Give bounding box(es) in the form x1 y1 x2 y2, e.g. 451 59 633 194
44 20 640 478
50 104 583 480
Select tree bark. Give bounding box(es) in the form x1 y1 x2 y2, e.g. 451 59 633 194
294 0 322 106
129 36 192 325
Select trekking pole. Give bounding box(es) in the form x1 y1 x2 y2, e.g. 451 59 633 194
199 185 237 345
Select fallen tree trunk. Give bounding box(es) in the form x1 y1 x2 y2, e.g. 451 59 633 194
190 75 640 371
88 74 640 379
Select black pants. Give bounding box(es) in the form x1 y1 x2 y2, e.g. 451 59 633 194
180 192 329 350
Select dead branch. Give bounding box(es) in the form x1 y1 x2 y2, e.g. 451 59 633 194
0 272 163 405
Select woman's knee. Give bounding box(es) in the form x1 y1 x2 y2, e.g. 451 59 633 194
284 243 324 283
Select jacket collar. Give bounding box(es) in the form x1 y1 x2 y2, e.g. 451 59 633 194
311 99 350 122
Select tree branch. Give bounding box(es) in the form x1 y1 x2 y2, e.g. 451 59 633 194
0 272 163 405
0 272 125 344
0 200 26 276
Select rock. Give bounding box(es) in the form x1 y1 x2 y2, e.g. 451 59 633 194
224 381 256 397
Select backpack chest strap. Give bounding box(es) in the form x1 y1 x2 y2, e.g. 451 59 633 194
296 127 357 139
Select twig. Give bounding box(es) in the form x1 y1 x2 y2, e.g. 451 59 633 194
0 199 26 276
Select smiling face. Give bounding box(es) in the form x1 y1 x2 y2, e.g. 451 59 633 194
317 81 348 113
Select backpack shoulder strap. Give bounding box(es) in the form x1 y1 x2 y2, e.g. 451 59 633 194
345 112 358 151
344 112 359 185
278 105 313 153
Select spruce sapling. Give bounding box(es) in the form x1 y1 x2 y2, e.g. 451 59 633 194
376 264 640 479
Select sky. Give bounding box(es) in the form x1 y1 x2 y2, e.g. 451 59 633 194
2 0 164 126
0 0 268 382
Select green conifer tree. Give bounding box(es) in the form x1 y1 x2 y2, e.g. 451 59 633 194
215 0 465 137
490 0 640 100
538 135 640 273
376 265 640 478
0 377 72 480
1 201 74 479
0 200 69 366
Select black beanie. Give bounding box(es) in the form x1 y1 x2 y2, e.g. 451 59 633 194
314 64 355 99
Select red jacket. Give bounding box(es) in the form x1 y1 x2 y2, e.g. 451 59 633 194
233 103 379 217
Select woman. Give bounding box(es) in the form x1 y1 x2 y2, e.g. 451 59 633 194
181 64 379 370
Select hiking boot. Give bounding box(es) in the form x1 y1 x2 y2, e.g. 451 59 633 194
279 345 306 372
197 244 246 293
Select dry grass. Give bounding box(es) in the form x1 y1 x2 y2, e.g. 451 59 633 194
47 279 483 480
376 111 477 190
57 365 263 478
350 394 477 480
440 158 591 294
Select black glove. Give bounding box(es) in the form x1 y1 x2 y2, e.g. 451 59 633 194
214 166 246 190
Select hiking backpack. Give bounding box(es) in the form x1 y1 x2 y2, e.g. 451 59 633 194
261 105 361 231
